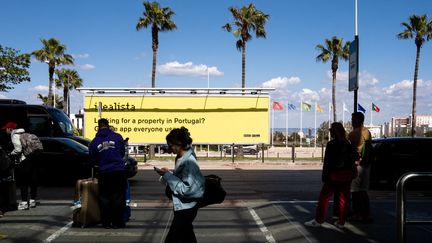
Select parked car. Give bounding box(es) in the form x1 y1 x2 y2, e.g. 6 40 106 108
370 137 432 189
35 137 92 184
224 145 259 155
136 145 171 154
35 137 137 185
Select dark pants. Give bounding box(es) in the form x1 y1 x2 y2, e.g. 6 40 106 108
165 206 198 243
16 157 37 201
98 170 126 227
351 191 371 219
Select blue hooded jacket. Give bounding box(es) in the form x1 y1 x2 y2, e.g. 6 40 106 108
89 128 125 173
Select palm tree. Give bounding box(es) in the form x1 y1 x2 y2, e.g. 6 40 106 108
55 68 83 115
37 93 63 109
397 14 430 137
316 36 350 122
223 4 269 89
32 38 74 107
136 1 176 88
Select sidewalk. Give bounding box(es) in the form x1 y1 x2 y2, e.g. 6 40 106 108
140 159 323 170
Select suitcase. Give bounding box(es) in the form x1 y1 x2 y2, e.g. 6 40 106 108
0 168 17 212
72 177 100 228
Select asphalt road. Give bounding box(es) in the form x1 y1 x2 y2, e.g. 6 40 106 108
1 161 432 243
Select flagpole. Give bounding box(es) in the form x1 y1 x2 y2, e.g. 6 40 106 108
271 105 275 147
328 102 331 139
300 98 303 148
343 102 345 126
285 102 288 148
314 102 317 149
370 103 373 125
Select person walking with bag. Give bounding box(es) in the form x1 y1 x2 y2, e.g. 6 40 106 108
349 112 373 222
89 118 127 229
305 122 358 228
2 121 38 210
155 127 205 243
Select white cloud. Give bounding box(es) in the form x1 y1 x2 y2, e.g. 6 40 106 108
78 64 95 71
384 79 413 94
157 61 223 77
29 85 49 91
359 71 379 86
72 53 89 59
261 76 300 88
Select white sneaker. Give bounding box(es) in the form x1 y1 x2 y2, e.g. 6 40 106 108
304 219 322 227
29 199 36 208
18 201 29 210
70 200 82 212
334 221 345 229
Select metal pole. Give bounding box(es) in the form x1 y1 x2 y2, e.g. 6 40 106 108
261 143 265 163
231 143 235 163
354 0 359 112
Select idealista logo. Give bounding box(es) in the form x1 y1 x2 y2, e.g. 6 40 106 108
94 102 136 111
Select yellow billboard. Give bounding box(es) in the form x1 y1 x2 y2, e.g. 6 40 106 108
83 95 269 144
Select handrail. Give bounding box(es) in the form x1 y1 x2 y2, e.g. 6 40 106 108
396 172 432 243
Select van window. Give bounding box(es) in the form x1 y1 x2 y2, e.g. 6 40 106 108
46 108 75 136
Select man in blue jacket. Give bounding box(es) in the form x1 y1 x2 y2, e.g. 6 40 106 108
89 118 126 229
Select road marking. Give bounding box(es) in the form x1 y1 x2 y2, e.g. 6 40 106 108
43 221 73 243
273 204 314 243
248 207 277 243
160 210 173 243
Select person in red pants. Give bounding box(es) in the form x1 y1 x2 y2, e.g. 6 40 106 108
305 122 358 228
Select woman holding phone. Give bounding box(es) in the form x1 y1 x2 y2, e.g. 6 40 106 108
155 127 205 243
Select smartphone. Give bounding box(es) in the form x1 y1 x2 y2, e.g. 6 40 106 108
154 166 163 173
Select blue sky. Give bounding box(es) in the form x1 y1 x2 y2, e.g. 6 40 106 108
1 0 432 128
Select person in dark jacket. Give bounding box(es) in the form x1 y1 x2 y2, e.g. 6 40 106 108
89 118 126 229
305 122 357 229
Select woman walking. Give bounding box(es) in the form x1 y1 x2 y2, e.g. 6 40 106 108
155 127 205 243
304 122 358 228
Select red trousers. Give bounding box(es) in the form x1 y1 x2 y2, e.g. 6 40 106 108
315 181 351 224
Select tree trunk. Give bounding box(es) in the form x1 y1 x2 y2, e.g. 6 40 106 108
152 48 157 88
332 69 337 123
151 26 158 89
63 86 68 114
242 42 246 91
48 65 55 107
411 45 421 137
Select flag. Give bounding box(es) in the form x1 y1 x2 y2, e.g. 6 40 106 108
272 101 284 110
287 103 296 110
372 103 380 112
316 103 323 112
358 103 366 113
301 102 311 111
343 102 349 112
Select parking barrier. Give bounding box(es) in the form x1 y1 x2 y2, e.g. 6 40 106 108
396 172 432 243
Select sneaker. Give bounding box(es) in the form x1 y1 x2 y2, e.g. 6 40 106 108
29 199 36 208
304 219 322 227
18 201 29 210
70 200 82 212
334 221 345 229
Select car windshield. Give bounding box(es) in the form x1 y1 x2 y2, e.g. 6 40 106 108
47 108 76 136
59 138 89 153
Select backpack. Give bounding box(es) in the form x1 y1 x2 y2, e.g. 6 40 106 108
0 146 13 172
19 133 43 157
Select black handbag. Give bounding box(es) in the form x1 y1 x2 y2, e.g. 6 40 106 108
165 174 227 208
